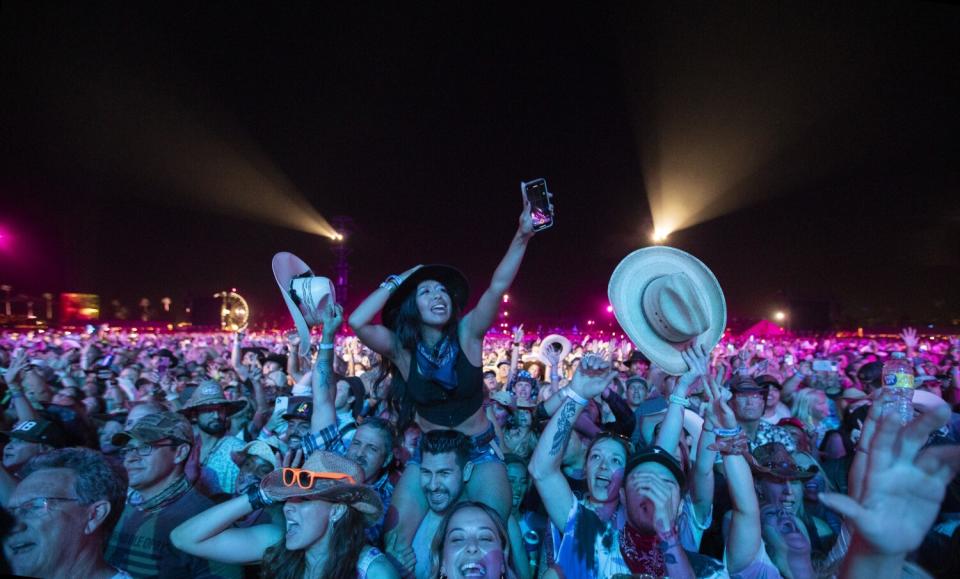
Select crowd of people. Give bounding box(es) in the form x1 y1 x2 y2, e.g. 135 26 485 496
1 209 959 578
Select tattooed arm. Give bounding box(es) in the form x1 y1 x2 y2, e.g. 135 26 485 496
311 302 343 434
529 354 617 530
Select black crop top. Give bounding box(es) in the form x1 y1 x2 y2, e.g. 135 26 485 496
396 348 484 427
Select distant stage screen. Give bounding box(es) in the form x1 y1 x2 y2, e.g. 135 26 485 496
59 293 100 323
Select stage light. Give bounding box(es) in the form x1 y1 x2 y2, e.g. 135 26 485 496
606 304 614 313
651 228 670 243
503 294 509 303
774 311 786 321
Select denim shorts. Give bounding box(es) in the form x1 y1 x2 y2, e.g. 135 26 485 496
407 424 504 466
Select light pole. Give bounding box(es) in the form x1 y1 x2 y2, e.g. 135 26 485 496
330 216 354 306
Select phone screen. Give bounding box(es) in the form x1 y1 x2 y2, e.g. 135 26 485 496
523 178 554 231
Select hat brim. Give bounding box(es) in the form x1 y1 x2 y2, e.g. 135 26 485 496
180 400 248 417
750 464 818 481
537 334 572 366
626 447 687 489
382 265 469 329
272 252 335 358
608 246 726 376
259 470 384 524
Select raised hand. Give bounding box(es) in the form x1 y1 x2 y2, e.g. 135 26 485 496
628 472 680 536
900 327 919 351
518 198 535 239
569 353 617 400
819 404 960 557
320 301 344 341
397 264 423 284
676 343 709 396
702 374 737 430
512 324 524 345
3 350 28 386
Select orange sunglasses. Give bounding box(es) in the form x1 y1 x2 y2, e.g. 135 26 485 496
281 467 356 489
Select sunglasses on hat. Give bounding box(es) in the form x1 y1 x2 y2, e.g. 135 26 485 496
281 467 356 489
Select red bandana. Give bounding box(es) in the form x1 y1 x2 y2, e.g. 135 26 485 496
619 524 666 577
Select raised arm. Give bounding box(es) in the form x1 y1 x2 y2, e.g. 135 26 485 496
230 331 243 371
3 352 38 422
656 344 708 454
528 354 616 530
463 202 535 340
311 302 342 434
170 494 282 564
348 265 422 358
705 377 760 574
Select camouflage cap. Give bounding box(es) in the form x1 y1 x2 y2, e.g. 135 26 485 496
112 411 194 447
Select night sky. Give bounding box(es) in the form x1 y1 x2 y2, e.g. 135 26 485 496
2 2 958 329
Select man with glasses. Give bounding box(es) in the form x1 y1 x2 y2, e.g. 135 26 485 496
3 447 130 578
105 411 241 578
729 377 795 452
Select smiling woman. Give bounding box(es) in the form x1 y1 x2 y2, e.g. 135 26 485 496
429 501 517 579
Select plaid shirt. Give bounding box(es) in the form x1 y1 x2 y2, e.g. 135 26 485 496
302 424 394 545
106 482 242 579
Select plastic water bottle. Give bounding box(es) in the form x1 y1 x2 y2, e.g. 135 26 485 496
882 351 915 424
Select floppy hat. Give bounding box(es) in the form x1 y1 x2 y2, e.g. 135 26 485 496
608 246 726 376
179 380 247 417
537 334 572 365
260 450 384 524
272 252 336 357
382 265 469 330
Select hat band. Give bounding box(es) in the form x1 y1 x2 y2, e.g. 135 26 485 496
290 276 325 326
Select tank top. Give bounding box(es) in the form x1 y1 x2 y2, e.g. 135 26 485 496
397 347 484 427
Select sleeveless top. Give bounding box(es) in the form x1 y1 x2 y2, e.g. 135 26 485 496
357 546 386 579
396 347 484 427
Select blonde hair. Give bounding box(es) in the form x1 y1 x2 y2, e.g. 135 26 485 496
791 389 825 429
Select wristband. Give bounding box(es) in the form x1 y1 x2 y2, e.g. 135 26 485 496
379 275 401 292
319 343 334 350
565 388 589 407
714 425 743 437
668 394 690 408
246 484 274 511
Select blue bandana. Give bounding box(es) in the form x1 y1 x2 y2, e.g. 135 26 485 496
417 337 459 391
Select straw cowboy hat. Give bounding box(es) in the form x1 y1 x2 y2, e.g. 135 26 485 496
272 252 336 357
750 442 817 481
537 334 572 366
260 450 384 524
179 380 246 417
608 246 726 376
230 437 281 470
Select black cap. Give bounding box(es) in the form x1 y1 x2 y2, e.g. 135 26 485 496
282 396 313 421
755 374 782 390
625 446 686 490
857 361 883 386
1 418 68 449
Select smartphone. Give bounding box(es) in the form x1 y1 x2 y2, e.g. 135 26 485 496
812 359 837 373
274 396 290 415
521 178 554 231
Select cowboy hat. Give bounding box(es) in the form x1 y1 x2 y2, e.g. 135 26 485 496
537 334 572 366
490 390 514 407
609 246 726 376
178 380 247 417
260 450 384 524
272 252 336 357
382 265 469 330
750 442 817 481
230 437 281 470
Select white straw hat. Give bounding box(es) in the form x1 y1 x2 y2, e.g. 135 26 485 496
272 252 336 357
537 334 572 366
608 246 726 375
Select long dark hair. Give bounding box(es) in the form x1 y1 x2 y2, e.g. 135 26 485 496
386 286 462 431
260 505 366 579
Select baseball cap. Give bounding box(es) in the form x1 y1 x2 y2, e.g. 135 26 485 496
755 374 781 390
1 418 68 448
625 446 686 490
282 396 313 421
112 411 194 447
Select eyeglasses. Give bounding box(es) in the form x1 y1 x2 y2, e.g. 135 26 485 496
119 443 180 459
9 497 81 520
281 467 356 489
